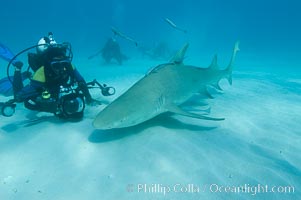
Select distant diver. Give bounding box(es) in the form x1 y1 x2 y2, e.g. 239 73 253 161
101 38 128 65
164 18 187 33
88 38 128 65
111 26 138 46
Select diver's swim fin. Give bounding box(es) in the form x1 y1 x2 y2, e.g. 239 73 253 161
0 42 21 66
0 72 31 96
0 77 13 96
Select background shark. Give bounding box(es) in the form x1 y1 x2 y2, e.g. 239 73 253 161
164 18 188 33
93 42 239 129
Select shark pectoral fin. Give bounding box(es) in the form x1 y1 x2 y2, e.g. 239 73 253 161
167 105 224 121
207 85 224 96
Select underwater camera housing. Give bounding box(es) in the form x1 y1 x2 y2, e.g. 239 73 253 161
25 86 85 119
57 92 85 119
56 86 85 119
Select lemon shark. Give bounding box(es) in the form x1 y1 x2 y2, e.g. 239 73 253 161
93 42 239 130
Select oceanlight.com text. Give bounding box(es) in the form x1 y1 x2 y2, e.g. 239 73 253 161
126 183 295 196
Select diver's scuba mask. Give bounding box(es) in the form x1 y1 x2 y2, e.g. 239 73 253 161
50 58 72 76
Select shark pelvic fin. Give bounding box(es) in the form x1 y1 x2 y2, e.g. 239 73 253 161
227 74 233 85
205 90 214 99
169 43 189 64
211 82 223 91
168 105 225 121
199 87 214 99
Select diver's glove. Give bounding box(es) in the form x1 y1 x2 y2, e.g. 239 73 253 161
23 71 32 79
13 61 24 71
78 81 101 106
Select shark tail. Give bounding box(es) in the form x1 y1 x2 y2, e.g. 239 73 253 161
225 41 240 85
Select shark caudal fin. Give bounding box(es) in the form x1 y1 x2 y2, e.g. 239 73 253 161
225 41 240 85
169 43 189 64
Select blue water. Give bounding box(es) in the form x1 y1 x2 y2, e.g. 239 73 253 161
0 0 300 200
1 0 300 67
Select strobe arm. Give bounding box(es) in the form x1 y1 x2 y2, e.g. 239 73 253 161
86 79 116 96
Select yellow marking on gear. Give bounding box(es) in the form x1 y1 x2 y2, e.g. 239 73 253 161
32 66 46 83
42 90 51 99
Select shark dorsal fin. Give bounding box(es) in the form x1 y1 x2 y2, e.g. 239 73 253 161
209 54 219 70
169 43 189 64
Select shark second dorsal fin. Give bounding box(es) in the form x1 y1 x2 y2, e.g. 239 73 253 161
209 54 219 70
224 41 240 85
226 41 240 72
169 43 189 64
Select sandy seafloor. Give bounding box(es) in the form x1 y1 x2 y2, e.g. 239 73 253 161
0 54 300 200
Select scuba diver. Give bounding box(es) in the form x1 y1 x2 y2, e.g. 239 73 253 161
89 37 127 65
0 32 115 119
101 38 127 65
